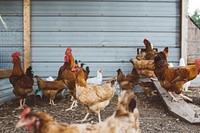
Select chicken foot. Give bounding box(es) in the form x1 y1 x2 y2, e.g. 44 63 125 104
49 99 56 105
79 112 101 123
80 112 90 123
65 100 77 111
168 92 179 102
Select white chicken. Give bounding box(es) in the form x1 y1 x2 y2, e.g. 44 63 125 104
87 68 103 86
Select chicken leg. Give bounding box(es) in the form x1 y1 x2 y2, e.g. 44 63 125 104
168 92 179 102
81 112 90 122
66 100 77 111
17 99 24 109
98 113 102 123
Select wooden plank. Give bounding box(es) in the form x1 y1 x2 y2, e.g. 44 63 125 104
23 0 31 72
0 69 12 79
152 80 200 123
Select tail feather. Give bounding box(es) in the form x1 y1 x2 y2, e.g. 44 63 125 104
26 66 34 78
86 66 90 75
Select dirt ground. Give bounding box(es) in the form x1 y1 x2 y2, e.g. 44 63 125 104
0 87 200 133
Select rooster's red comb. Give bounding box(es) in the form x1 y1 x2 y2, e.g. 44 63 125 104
65 48 72 55
12 52 22 58
20 108 31 119
195 59 200 64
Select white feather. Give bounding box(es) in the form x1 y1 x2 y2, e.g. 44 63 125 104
87 68 103 86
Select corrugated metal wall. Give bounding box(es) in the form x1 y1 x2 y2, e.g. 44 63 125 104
0 0 23 105
31 0 181 78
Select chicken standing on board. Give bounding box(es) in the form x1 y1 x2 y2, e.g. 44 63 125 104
87 68 103 86
35 75 67 105
16 91 140 133
154 50 200 102
136 39 157 60
9 52 34 109
179 58 191 92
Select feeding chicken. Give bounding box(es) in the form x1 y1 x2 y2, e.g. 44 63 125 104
16 90 140 133
35 75 67 105
139 81 157 97
9 52 34 109
116 68 140 91
154 50 200 102
87 68 103 86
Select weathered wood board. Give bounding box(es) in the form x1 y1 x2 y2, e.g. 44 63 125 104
152 80 200 124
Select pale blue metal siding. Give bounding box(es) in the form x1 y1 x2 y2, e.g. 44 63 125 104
31 0 180 78
0 0 23 69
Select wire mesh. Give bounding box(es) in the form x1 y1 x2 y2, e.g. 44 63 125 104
0 1 23 69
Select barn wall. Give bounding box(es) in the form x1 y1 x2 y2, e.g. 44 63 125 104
187 17 200 64
0 0 23 69
31 0 181 78
0 0 23 105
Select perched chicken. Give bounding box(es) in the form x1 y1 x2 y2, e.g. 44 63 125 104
154 50 200 102
139 81 157 97
179 58 191 92
130 47 168 79
136 39 157 60
87 68 102 86
16 91 140 133
35 75 67 105
9 52 34 109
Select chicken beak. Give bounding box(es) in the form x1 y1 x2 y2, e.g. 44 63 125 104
16 120 26 128
16 117 35 128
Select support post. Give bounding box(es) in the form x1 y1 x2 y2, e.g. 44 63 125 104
180 0 188 64
23 0 31 72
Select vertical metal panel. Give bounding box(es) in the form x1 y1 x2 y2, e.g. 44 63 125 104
31 0 180 78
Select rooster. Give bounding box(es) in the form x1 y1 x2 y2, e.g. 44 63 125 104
56 48 78 107
35 75 67 105
16 90 140 133
9 52 34 109
87 68 102 86
154 50 200 102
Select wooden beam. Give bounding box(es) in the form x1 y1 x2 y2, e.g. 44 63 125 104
180 0 188 64
0 69 12 79
23 0 31 72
